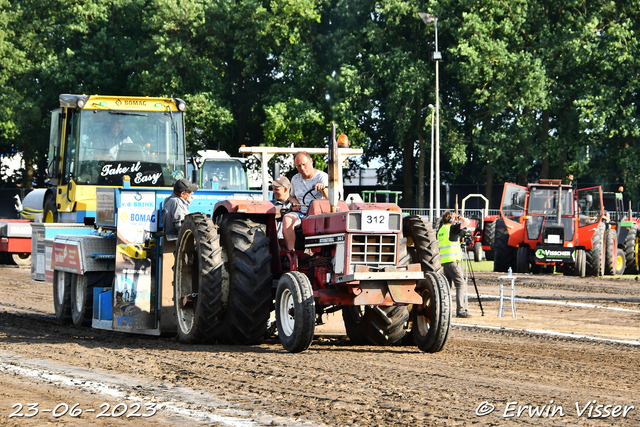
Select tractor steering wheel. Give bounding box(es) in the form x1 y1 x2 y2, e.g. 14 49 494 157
302 188 318 206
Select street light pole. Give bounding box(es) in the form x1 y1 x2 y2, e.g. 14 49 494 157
428 104 435 222
419 12 441 220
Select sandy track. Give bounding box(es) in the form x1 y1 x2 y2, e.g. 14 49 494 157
0 266 638 426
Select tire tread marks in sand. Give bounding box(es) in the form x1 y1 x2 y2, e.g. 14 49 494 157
586 222 605 277
215 214 273 345
174 213 223 344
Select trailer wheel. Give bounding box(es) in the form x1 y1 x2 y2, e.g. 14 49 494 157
482 220 496 260
10 253 30 268
71 274 91 326
43 193 58 223
623 224 638 275
71 272 113 327
473 242 483 262
53 270 72 323
342 305 410 346
413 272 452 353
493 219 516 272
174 213 224 344
275 272 315 353
604 227 617 276
403 215 441 273
615 248 626 275
586 222 605 277
516 246 529 274
214 214 273 345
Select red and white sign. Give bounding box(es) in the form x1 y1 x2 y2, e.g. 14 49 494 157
52 241 82 274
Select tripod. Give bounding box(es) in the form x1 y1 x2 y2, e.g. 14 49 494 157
460 236 485 316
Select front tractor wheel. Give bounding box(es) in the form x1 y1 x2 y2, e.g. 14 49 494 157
604 227 617 276
516 246 530 274
586 222 605 277
615 248 626 275
174 213 224 344
473 242 483 262
482 220 497 261
413 272 452 353
276 272 315 353
623 224 638 275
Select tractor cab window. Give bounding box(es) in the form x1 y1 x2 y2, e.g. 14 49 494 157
200 159 248 190
528 188 573 216
501 184 527 221
577 187 602 226
74 109 186 187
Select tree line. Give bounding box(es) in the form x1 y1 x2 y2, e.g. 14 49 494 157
0 0 638 207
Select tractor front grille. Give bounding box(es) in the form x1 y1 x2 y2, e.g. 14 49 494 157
349 234 397 267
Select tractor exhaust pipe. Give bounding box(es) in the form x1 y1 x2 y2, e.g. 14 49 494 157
328 124 340 212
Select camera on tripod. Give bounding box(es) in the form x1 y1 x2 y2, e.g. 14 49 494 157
462 229 473 248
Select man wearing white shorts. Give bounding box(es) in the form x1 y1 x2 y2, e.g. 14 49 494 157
282 151 328 250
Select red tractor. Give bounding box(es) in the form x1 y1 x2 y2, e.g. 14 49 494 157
172 126 450 353
493 178 609 276
460 194 499 262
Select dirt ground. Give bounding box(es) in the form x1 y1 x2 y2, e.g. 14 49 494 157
0 265 639 426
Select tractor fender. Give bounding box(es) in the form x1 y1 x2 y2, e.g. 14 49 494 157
213 199 276 215
505 218 525 247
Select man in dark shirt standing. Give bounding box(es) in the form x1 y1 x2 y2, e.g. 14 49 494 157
271 176 292 240
437 210 472 318
162 178 198 239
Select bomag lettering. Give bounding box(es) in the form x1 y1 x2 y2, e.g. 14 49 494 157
130 213 156 223
124 100 147 106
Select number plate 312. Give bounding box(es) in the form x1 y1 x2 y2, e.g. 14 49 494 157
362 211 390 232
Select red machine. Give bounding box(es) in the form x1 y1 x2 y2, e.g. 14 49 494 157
172 126 451 353
493 178 608 276
461 194 499 261
0 219 31 267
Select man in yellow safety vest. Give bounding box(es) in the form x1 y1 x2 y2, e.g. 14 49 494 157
437 210 472 318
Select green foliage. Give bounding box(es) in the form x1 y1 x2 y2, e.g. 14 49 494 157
0 0 638 204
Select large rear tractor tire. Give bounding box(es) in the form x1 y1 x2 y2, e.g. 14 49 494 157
623 224 638 275
275 272 315 353
516 246 530 274
43 193 58 223
174 213 224 344
413 272 452 353
482 220 496 261
586 222 605 277
493 219 516 272
403 216 441 273
604 227 617 276
214 214 273 345
53 270 72 323
342 305 410 346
